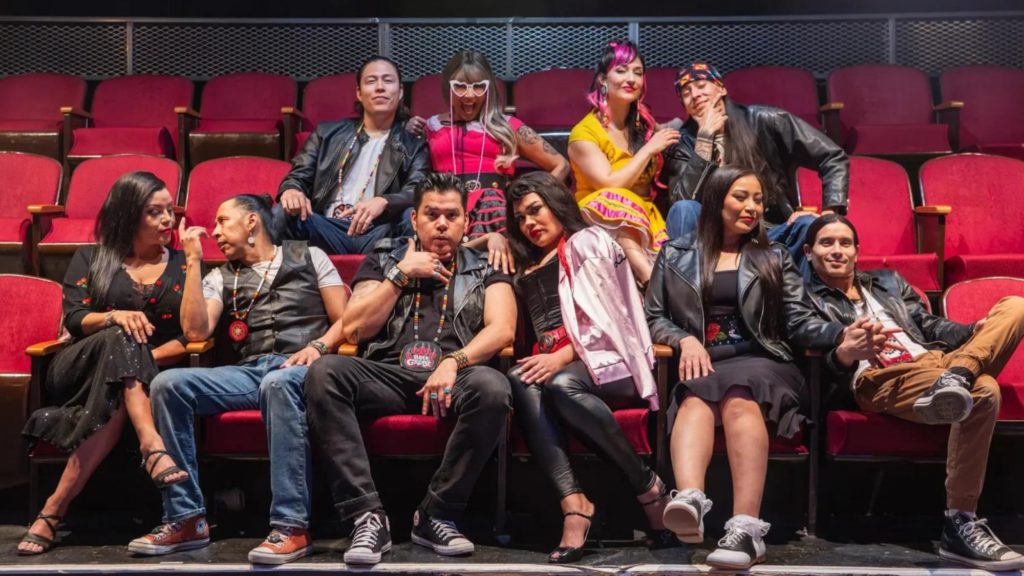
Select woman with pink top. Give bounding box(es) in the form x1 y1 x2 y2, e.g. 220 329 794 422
504 171 675 564
407 50 569 273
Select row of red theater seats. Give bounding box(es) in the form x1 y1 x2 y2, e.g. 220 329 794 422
1 64 1023 167
3 149 1023 288
5 269 1023 528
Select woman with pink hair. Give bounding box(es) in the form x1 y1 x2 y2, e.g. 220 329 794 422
568 40 680 286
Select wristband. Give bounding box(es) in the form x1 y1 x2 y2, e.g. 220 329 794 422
444 349 470 370
104 311 116 328
307 340 328 356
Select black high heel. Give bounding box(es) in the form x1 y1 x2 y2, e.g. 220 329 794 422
640 478 681 550
549 509 600 564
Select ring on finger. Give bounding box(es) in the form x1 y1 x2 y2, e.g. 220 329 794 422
430 392 438 400
443 387 451 394
432 271 439 280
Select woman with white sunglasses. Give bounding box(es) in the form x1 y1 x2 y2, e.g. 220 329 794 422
407 50 569 274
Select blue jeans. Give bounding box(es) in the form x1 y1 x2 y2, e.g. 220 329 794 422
149 354 311 528
665 200 816 271
275 206 393 255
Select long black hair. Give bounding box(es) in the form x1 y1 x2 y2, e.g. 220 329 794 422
804 212 859 249
354 55 410 123
505 171 587 277
722 99 778 204
229 193 276 244
88 171 169 310
696 165 784 339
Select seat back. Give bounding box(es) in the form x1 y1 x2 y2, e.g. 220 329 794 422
940 65 1024 150
199 73 296 122
65 155 182 220
302 74 359 129
827 65 935 142
0 73 86 123
0 275 64 373
724 66 821 128
90 75 194 149
183 157 291 230
920 154 1024 257
944 277 1024 385
514 69 594 132
410 73 509 120
644 67 689 125
797 156 915 255
0 152 62 218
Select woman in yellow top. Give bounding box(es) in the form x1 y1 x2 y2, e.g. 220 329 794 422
568 40 680 285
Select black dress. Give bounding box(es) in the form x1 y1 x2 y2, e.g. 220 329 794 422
22 246 193 453
668 269 805 439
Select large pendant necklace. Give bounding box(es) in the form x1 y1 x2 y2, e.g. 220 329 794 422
228 246 277 342
401 255 457 372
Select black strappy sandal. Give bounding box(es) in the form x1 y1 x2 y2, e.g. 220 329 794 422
640 479 681 550
142 450 188 490
17 514 62 555
549 509 599 564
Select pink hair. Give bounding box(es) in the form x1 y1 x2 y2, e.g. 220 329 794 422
586 41 665 194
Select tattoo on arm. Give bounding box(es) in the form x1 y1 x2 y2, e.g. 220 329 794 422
517 124 542 145
695 138 714 162
350 280 381 302
541 139 559 157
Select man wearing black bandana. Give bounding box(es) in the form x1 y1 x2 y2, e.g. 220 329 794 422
304 172 515 565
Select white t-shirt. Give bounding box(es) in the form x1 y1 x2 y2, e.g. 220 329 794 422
325 133 388 218
202 246 344 303
852 291 929 383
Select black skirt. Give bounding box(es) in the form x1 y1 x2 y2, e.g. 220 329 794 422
22 328 160 453
667 353 806 439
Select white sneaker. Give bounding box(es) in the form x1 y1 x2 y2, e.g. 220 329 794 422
706 514 770 570
662 488 712 543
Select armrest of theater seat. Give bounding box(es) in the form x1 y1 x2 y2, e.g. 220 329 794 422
60 106 92 120
338 343 358 356
186 339 216 368
175 107 201 119
176 107 201 170
653 344 674 358
27 339 67 413
504 105 516 115
934 102 963 151
914 206 952 288
61 107 92 162
282 107 305 160
797 205 820 214
500 347 513 357
819 102 844 146
27 205 64 215
27 205 65 275
653 343 675 475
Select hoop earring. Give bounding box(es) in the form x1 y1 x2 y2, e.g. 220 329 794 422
600 83 609 96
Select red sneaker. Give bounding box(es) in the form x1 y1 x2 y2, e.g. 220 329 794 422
128 515 210 556
247 526 313 565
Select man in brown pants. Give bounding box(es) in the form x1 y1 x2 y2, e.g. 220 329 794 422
802 214 1024 572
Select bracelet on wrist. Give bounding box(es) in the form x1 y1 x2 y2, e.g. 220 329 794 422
104 311 116 328
444 349 470 370
307 340 328 356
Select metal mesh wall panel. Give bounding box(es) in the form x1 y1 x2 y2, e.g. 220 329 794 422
0 23 126 78
895 17 1024 74
639 20 889 75
510 24 629 76
132 24 378 80
389 25 507 79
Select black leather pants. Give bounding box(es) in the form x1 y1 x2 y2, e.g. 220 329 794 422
508 360 656 499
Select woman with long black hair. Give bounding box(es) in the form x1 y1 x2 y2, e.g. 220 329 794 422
505 172 673 563
19 172 194 555
645 166 871 570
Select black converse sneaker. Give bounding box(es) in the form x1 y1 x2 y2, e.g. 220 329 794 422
705 514 770 570
343 510 392 565
913 371 974 424
939 512 1024 571
410 509 474 556
662 488 712 543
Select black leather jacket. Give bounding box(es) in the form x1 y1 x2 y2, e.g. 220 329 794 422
363 240 498 360
661 102 849 225
277 119 432 224
644 234 844 361
806 268 974 394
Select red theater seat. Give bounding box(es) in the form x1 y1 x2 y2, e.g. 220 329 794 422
797 156 942 291
724 66 822 129
181 73 296 167
0 152 62 273
328 254 365 288
66 75 193 164
714 427 808 455
640 67 688 125
825 65 955 156
826 411 948 457
0 73 87 160
514 69 594 133
943 277 1024 421
180 157 291 262
919 154 1024 285
286 74 359 158
411 74 510 121
941 66 1024 161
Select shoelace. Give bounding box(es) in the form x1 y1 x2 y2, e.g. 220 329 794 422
718 527 747 549
265 528 293 545
430 517 463 541
151 521 182 537
350 513 383 549
718 517 770 548
962 519 1004 556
